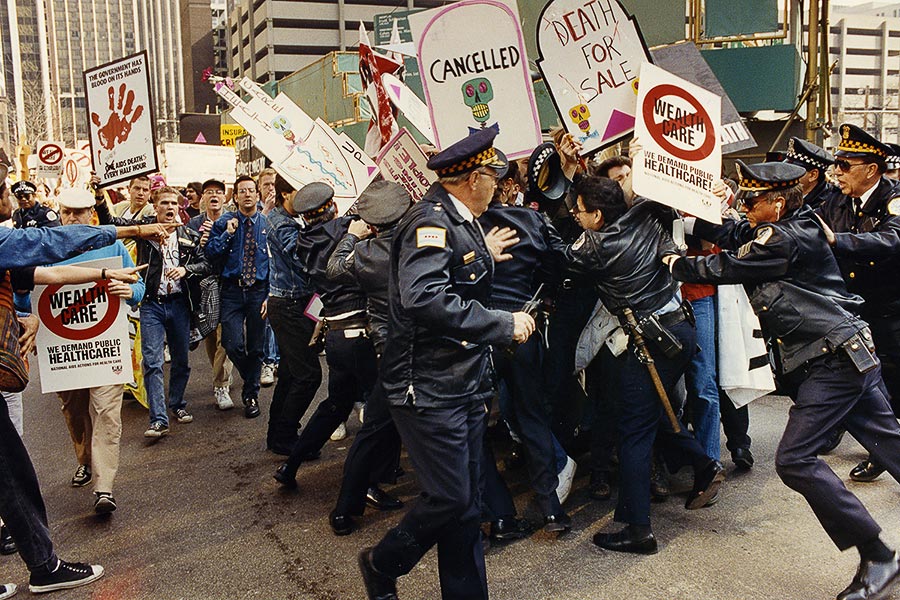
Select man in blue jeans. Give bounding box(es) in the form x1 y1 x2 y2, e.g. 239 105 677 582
205 176 269 418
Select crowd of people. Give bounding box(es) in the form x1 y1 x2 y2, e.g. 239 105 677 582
1 120 900 600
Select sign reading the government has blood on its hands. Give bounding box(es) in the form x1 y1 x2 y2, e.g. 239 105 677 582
633 62 722 224
408 0 541 160
32 257 133 393
536 0 651 155
84 50 159 187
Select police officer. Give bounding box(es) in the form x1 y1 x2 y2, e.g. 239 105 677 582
780 136 841 209
815 124 900 482
669 160 900 600
11 181 58 229
325 180 411 536
358 128 535 600
886 144 900 180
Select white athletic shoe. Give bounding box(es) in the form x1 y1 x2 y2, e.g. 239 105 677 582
0 583 17 600
556 456 577 505
215 387 234 411
260 364 275 387
330 422 347 441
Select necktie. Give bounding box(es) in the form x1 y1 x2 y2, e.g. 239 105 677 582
853 197 862 215
241 217 257 286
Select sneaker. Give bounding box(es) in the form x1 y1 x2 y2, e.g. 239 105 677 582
173 408 193 424
163 345 171 363
355 401 365 424
0 524 16 555
330 422 347 441
260 363 275 387
214 387 234 410
71 464 91 488
29 560 103 593
93 493 117 514
143 422 169 438
0 583 17 600
556 456 577 505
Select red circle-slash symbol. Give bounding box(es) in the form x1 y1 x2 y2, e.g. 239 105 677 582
642 84 715 162
40 144 63 166
37 282 120 341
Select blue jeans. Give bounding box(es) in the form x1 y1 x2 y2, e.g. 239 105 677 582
141 297 192 427
220 280 267 401
264 319 279 365
685 295 721 459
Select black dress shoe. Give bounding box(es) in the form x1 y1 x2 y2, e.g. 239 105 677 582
358 547 398 600
822 428 846 455
731 447 754 471
592 527 658 555
837 552 900 600
273 463 297 488
589 471 612 501
490 517 533 542
366 487 403 511
850 459 886 483
686 460 725 510
0 525 16 555
329 511 357 536
243 398 260 419
543 513 572 533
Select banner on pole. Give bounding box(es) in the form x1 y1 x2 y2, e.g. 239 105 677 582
83 51 158 187
375 129 436 203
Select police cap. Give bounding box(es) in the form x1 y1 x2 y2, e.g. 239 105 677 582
527 142 567 202
426 127 508 178
835 123 891 159
56 188 96 209
10 180 37 197
357 180 412 228
292 182 335 217
784 137 834 171
201 178 226 193
735 160 806 193
886 143 900 170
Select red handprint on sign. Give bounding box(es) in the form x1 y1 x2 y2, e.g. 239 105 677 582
91 83 145 150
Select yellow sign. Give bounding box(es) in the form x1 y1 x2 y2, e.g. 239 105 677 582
220 124 247 147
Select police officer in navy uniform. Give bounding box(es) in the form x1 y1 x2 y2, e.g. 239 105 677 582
358 128 535 600
11 181 59 229
669 160 900 600
779 136 841 209
815 124 900 483
325 180 412 536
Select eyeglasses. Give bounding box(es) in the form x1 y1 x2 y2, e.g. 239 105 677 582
569 203 585 215
476 169 500 183
834 159 869 172
740 193 769 211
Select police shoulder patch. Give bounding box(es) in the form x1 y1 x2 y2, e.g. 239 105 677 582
45 210 58 221
754 226 774 245
572 232 587 251
416 226 447 248
888 197 900 216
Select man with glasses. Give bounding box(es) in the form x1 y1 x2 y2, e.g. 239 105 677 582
815 123 900 483
11 181 59 229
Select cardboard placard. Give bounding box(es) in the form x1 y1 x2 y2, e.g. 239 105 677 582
164 143 237 187
376 129 437 203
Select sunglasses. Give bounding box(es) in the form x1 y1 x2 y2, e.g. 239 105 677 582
834 159 869 172
739 193 769 211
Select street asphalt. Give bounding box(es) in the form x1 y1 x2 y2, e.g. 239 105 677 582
5 354 900 600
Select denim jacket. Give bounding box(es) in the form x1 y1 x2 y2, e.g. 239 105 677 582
265 206 311 299
205 210 269 284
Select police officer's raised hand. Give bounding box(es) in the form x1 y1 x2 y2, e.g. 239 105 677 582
814 213 837 246
348 219 372 239
226 218 239 234
512 311 536 343
484 226 519 263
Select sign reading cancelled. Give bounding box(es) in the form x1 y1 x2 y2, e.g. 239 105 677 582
32 257 133 393
633 62 722 224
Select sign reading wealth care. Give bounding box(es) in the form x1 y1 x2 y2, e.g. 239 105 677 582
633 62 722 224
164 143 237 187
376 129 437 203
408 0 541 159
32 257 133 393
83 51 158 187
535 0 650 155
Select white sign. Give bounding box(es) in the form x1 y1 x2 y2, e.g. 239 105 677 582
376 129 437 203
214 78 378 215
164 143 237 187
32 257 133 393
633 63 722 224
83 51 158 187
381 73 435 144
408 0 542 159
34 141 65 179
61 142 93 189
535 0 650 155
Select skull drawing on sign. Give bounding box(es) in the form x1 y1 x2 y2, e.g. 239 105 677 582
462 78 493 124
569 104 591 132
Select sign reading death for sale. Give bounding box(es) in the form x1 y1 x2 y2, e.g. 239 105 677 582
84 51 159 187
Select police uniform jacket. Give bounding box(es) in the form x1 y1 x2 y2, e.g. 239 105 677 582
814 176 900 315
565 199 680 317
379 183 514 409
682 205 867 373
13 204 59 229
804 179 841 210
295 215 367 318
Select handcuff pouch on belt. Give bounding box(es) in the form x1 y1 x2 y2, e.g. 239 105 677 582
629 302 693 360
841 329 878 374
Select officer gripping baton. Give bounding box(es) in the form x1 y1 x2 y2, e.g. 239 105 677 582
507 284 545 355
622 307 682 434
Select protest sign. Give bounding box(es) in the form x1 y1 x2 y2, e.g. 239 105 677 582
214 78 378 214
220 124 247 147
164 143 237 187
376 129 437 203
633 63 722 224
31 257 133 393
381 73 435 144
34 141 65 179
84 51 158 187
536 0 650 155
408 0 541 159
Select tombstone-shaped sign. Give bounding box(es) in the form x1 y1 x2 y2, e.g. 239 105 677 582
408 0 541 159
536 0 651 155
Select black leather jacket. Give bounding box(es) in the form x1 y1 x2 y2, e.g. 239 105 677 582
565 199 680 317
804 178 841 210
683 205 867 373
379 183 514 408
815 176 900 316
295 215 367 318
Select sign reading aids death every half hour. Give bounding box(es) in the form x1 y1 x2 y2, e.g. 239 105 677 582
31 257 133 394
408 0 541 160
633 62 722 224
536 0 650 155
